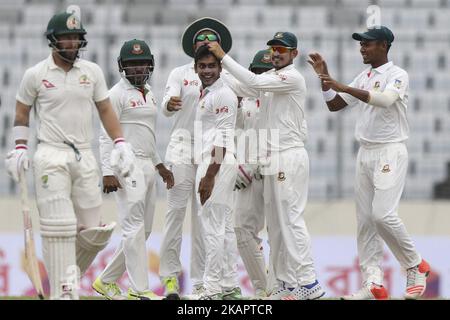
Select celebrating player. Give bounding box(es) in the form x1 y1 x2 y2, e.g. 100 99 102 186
158 17 232 299
208 32 325 300
308 25 430 300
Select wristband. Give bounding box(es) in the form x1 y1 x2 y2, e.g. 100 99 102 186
113 137 125 145
15 144 28 150
12 126 29 141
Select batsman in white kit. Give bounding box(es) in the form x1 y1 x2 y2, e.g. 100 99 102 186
4 11 135 299
308 25 430 300
158 17 233 299
233 49 273 298
93 39 174 300
209 32 325 300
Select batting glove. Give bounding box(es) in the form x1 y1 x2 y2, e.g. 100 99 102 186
235 164 255 190
5 144 29 182
110 138 135 178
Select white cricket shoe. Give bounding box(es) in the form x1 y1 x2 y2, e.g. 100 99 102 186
182 285 205 300
405 259 430 300
288 280 325 300
341 283 389 300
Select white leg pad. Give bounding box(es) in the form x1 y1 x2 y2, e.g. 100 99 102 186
76 222 116 275
40 217 78 300
235 227 267 292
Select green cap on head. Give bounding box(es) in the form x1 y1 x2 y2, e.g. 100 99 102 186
182 17 232 58
267 31 297 48
118 39 154 64
249 49 273 71
352 25 394 44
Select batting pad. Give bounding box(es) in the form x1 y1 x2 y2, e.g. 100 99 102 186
234 227 267 293
76 222 116 275
40 217 78 300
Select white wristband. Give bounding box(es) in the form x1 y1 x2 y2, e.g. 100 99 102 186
322 88 337 102
113 137 125 145
12 126 29 141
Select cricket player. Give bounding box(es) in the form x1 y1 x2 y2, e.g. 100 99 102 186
308 25 430 300
4 11 134 299
158 17 233 299
193 45 240 300
233 49 273 298
93 39 174 300
208 32 325 300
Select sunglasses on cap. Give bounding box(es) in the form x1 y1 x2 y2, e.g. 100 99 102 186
195 34 219 42
269 46 295 54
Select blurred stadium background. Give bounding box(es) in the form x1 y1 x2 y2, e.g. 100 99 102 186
0 0 449 299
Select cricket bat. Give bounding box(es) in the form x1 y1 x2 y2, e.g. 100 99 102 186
19 169 45 300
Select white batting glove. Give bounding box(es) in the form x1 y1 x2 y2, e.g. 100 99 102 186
110 138 135 178
235 164 255 190
5 144 29 182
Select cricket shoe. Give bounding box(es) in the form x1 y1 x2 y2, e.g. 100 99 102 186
162 276 180 300
182 285 205 300
264 283 294 300
198 292 223 300
252 289 269 300
222 287 245 300
288 280 325 300
405 259 430 300
341 283 389 300
92 277 125 300
127 288 163 300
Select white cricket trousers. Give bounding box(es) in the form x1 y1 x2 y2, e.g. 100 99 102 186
355 142 421 285
33 143 103 299
234 179 268 293
100 157 156 292
264 148 317 288
159 163 205 287
196 155 239 295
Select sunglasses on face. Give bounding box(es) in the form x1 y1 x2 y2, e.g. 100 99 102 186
195 34 219 42
269 46 295 54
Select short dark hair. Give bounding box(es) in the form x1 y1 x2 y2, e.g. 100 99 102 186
194 44 220 64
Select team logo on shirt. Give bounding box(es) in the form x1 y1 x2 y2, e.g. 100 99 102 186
130 99 144 107
373 81 380 90
79 74 90 85
215 106 229 114
183 79 199 86
394 79 402 89
41 175 49 189
42 79 56 89
277 172 286 181
278 74 287 81
381 164 391 173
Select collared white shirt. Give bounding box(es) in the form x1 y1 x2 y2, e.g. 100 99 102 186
99 78 161 176
16 54 109 146
161 61 201 163
340 61 409 144
222 55 308 154
195 78 237 160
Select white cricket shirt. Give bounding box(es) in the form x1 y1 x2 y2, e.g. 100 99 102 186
195 78 237 160
99 78 162 176
16 54 109 146
221 54 308 154
340 61 409 144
